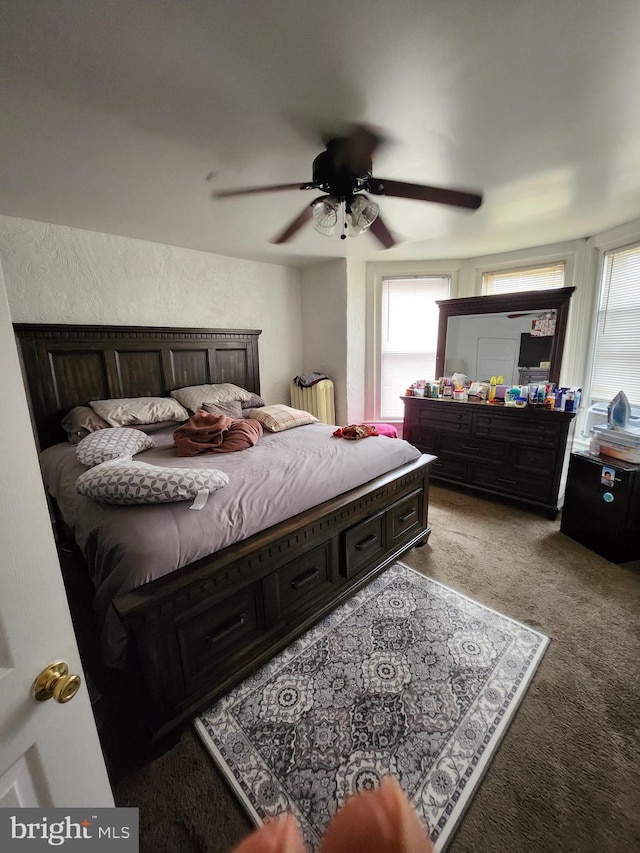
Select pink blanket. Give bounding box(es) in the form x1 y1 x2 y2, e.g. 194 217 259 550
173 411 262 456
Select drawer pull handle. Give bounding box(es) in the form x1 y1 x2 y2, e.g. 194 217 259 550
462 444 480 451
290 568 319 590
206 614 246 645
497 476 518 485
398 510 416 522
356 534 378 551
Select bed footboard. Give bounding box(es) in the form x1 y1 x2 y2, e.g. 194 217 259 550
115 454 434 740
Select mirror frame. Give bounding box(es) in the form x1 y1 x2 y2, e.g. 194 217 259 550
435 287 576 387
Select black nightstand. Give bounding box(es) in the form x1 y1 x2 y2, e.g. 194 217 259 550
560 451 640 563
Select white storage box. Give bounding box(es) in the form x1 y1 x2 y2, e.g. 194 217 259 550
591 423 640 463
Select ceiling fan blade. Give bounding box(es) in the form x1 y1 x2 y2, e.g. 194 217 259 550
368 213 396 249
212 182 310 199
271 205 313 244
373 178 483 210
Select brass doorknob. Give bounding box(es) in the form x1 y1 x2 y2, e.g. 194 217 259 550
33 662 82 703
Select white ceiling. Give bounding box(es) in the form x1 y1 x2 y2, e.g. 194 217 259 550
2 0 640 268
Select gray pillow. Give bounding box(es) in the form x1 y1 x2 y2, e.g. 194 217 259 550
241 393 265 412
61 406 110 444
201 400 243 419
76 459 229 507
89 397 189 427
170 383 254 413
76 427 154 467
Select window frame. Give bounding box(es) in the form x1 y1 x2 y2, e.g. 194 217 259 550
481 260 566 296
585 237 640 407
366 261 461 422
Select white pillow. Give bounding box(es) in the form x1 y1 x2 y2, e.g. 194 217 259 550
76 427 154 467
76 459 229 507
246 404 318 432
89 397 189 427
170 383 254 413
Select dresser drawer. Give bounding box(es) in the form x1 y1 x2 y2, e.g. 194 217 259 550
274 542 334 620
469 461 553 502
406 424 437 452
430 453 468 482
388 489 423 546
475 413 561 448
511 445 556 476
177 584 265 686
343 512 386 578
408 402 472 434
439 433 508 462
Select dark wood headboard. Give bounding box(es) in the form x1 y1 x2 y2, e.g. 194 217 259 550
14 324 261 449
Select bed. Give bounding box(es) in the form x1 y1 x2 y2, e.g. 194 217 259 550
15 323 435 741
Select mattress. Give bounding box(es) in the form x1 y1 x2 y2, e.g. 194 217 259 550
41 423 421 665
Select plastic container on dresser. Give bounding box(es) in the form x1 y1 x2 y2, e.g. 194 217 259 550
402 396 578 518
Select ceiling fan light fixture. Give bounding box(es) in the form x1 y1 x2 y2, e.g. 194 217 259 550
347 195 379 236
311 196 340 237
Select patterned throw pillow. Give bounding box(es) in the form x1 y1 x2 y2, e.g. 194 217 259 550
245 404 318 432
76 459 229 506
89 397 190 427
76 427 154 467
170 383 254 413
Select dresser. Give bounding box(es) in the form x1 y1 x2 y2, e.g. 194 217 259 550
402 396 577 517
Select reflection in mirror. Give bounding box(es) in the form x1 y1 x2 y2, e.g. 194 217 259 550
445 310 556 385
435 288 575 389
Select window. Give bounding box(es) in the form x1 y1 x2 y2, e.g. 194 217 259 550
482 262 565 295
589 242 640 406
380 276 450 419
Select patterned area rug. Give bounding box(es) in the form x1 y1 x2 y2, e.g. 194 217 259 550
195 562 548 851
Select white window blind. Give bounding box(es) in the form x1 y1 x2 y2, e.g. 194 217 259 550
590 242 640 406
380 277 450 419
482 262 565 295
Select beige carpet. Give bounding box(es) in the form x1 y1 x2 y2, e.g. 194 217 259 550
112 484 640 853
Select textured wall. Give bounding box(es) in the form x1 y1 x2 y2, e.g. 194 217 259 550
0 216 302 403
300 260 348 424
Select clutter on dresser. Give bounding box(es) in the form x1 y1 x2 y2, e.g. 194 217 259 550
405 370 583 417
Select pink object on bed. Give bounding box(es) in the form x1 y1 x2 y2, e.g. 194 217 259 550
369 423 399 438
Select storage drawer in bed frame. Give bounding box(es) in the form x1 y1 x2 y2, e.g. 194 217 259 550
115 454 434 740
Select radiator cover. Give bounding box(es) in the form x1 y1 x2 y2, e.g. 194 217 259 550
289 379 335 425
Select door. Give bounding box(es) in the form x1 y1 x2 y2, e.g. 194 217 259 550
476 337 518 384
0 274 113 807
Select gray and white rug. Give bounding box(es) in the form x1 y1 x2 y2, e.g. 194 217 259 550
195 561 549 851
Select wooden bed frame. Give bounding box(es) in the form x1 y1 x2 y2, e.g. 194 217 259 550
15 323 434 741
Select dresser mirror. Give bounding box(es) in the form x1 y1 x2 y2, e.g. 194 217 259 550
435 287 575 387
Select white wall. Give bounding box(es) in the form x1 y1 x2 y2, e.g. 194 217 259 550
300 259 348 424
346 257 367 424
0 216 302 404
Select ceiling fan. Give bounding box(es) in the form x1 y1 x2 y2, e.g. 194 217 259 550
211 125 483 249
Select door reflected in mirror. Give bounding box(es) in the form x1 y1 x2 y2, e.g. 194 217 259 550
445 311 555 385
